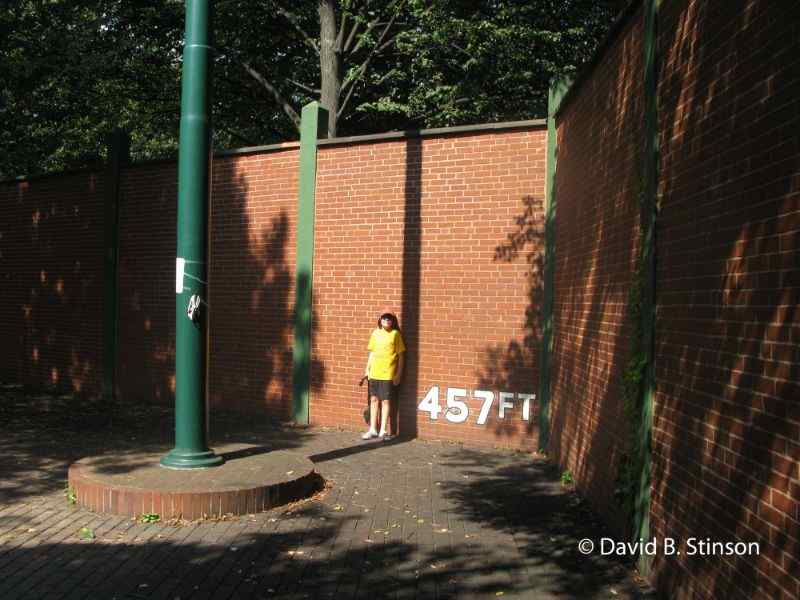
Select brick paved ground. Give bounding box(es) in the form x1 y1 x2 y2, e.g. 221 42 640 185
0 385 654 599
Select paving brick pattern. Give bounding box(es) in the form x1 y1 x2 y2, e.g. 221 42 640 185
0 386 652 599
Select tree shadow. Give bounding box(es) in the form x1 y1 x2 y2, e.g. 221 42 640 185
0 172 107 397
0 385 316 501
482 195 545 447
435 446 654 598
547 6 646 539
649 2 800 597
0 440 653 599
115 151 326 421
399 137 422 440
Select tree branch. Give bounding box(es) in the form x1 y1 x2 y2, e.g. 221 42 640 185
288 78 320 95
338 3 404 119
342 18 361 54
241 60 301 130
335 12 347 53
348 16 382 56
276 6 319 55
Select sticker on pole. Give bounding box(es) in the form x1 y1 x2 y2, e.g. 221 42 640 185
176 258 185 293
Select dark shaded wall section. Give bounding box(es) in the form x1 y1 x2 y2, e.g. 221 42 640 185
114 147 302 418
0 172 107 395
651 1 800 599
116 163 177 404
550 1 799 598
549 5 645 537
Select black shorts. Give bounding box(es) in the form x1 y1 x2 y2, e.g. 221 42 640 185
368 379 396 401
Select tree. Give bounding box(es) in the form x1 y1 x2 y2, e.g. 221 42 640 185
1 0 618 177
217 0 410 138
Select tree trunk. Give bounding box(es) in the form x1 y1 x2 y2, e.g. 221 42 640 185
318 0 340 137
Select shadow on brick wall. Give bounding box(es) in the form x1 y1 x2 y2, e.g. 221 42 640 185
650 1 800 597
115 154 325 422
398 137 422 439
485 195 545 443
546 12 646 541
208 157 326 418
2 174 107 397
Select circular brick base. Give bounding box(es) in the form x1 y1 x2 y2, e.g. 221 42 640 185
67 444 322 519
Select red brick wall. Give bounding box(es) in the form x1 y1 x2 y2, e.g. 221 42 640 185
5 127 545 453
551 0 799 598
207 149 300 417
115 147 301 414
651 1 800 599
549 6 645 536
116 162 177 404
0 172 107 394
311 129 547 449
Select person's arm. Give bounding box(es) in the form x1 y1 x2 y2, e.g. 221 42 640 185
393 353 404 385
365 352 373 378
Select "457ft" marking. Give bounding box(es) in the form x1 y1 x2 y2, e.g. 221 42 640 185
417 386 536 425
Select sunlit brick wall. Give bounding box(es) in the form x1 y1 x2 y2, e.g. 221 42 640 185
312 128 547 449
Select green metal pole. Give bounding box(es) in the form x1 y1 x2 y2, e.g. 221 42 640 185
292 102 328 425
161 0 222 469
538 76 571 453
635 0 659 575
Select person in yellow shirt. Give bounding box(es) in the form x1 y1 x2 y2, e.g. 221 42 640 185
362 312 406 440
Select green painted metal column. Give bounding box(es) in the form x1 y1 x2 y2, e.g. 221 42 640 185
103 129 129 402
292 102 328 425
161 0 222 469
635 0 659 575
538 76 571 452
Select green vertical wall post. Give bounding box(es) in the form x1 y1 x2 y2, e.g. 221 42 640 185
161 0 222 469
103 129 129 402
635 0 659 575
538 76 571 452
292 102 328 425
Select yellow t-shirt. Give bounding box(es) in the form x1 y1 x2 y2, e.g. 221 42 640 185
367 328 406 380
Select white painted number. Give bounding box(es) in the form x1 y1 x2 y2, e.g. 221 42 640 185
418 386 441 420
418 387 536 425
475 390 494 425
445 388 468 423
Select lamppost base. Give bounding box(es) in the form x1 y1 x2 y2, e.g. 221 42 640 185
160 449 224 469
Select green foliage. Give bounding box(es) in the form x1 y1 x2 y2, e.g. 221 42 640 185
139 513 161 524
64 485 77 505
561 470 574 486
78 526 95 540
613 160 651 529
1 0 617 177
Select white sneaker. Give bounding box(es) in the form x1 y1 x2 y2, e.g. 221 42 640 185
362 430 377 440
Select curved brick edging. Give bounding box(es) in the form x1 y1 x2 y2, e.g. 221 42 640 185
67 447 323 519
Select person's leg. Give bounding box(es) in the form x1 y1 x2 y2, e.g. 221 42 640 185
379 398 390 436
368 396 380 434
